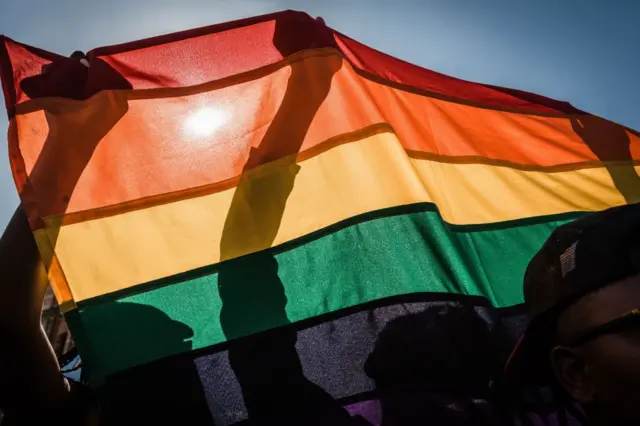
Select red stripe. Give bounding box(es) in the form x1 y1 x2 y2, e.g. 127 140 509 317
0 38 15 115
333 31 581 114
94 11 337 92
1 10 580 115
89 11 289 56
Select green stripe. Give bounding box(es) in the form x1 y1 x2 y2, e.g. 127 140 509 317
67 205 580 380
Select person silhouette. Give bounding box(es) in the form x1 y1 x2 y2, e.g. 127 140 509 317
0 51 132 425
216 14 350 425
91 302 214 426
364 304 503 426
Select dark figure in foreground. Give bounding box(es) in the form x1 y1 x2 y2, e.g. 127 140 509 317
504 203 640 426
365 304 503 426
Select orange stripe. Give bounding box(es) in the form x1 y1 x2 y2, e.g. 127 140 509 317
13 49 640 218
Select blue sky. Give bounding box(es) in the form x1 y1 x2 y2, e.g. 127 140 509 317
1 0 639 230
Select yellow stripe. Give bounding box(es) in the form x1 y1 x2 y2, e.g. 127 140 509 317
46 131 632 303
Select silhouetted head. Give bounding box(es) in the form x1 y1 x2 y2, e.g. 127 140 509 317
505 203 640 425
77 301 194 376
94 303 212 426
365 304 494 391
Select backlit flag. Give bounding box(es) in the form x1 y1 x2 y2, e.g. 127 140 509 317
1 10 639 397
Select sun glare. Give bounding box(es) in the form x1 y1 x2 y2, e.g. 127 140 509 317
184 107 228 137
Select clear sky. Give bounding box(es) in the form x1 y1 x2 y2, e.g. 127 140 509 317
1 0 639 230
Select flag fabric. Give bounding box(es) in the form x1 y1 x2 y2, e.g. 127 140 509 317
1 10 639 423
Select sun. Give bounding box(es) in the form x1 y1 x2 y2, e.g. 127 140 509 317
184 107 228 137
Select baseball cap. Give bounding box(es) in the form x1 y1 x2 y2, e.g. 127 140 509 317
504 203 640 386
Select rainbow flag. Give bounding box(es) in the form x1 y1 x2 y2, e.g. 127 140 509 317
1 10 639 409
